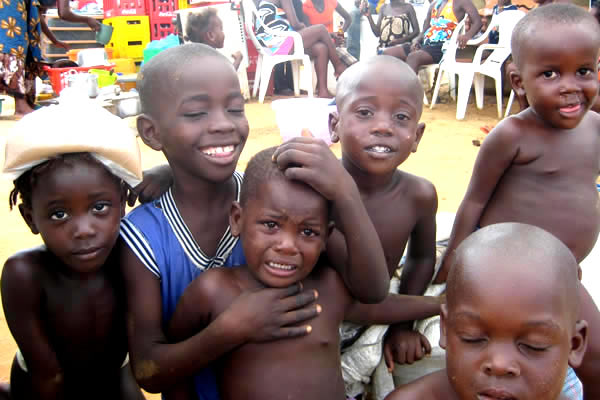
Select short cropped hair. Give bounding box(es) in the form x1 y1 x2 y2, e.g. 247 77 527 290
511 3 600 68
239 147 284 206
137 43 230 117
9 153 123 210
185 8 217 43
335 56 424 115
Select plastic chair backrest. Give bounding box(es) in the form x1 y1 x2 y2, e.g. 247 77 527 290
440 18 467 64
493 9 526 48
241 0 265 52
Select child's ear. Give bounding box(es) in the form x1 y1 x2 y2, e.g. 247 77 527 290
439 303 448 349
204 30 216 46
568 320 588 369
137 114 163 151
412 122 426 153
509 69 526 98
19 204 39 235
329 111 340 143
229 201 243 237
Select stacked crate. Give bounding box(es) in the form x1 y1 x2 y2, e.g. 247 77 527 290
42 15 104 63
103 0 147 17
146 0 179 40
103 16 150 62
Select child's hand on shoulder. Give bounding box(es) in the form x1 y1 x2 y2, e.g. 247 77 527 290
220 282 321 343
129 164 174 206
273 137 358 204
383 325 431 370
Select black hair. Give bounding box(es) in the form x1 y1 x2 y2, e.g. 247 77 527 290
137 43 231 117
185 8 218 43
239 147 284 206
511 3 600 68
9 153 126 210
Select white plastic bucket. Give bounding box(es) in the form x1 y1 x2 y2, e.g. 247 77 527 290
271 97 337 146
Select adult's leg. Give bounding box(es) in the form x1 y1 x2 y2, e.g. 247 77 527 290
298 24 346 76
406 49 435 73
13 95 34 116
382 44 409 61
305 41 332 97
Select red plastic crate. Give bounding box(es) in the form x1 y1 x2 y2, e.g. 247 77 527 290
146 0 178 18
103 0 147 18
150 15 176 40
43 65 114 94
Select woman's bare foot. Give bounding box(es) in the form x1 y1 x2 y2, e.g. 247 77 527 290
317 87 334 98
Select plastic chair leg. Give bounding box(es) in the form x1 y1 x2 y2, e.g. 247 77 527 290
292 60 300 96
505 90 515 118
430 68 444 109
456 71 474 120
258 61 274 103
303 56 314 98
494 77 503 119
252 56 263 99
448 74 456 100
473 73 485 110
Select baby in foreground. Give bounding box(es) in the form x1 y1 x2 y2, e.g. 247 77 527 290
387 223 588 400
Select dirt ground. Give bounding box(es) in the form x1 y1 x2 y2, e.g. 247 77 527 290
0 93 500 398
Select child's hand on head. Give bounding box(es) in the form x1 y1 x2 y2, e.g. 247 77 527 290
221 283 321 343
272 137 358 203
383 326 431 370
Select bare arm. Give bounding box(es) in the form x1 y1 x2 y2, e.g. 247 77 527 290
279 0 305 30
456 0 481 47
56 0 101 31
345 293 441 325
365 5 384 37
120 241 319 393
1 253 64 399
336 3 352 32
273 137 390 303
434 120 521 283
40 14 69 48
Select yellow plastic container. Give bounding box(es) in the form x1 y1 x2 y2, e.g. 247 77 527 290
109 58 137 74
104 16 150 62
178 0 189 9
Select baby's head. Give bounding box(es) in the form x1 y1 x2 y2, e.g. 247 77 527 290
510 3 600 129
231 147 330 288
442 223 588 400
330 56 425 176
137 43 249 183
3 104 142 273
185 8 225 48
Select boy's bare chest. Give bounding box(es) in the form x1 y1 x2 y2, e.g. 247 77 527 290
364 192 417 272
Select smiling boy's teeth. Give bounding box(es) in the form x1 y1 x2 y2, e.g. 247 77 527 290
268 262 295 270
370 146 391 153
202 145 235 156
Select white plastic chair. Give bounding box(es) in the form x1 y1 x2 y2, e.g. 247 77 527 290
430 10 525 119
241 0 313 103
471 10 525 118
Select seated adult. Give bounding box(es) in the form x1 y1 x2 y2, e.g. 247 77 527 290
254 0 347 97
302 0 352 34
363 0 420 55
383 0 482 73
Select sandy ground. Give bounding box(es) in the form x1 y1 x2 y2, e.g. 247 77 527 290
0 93 502 398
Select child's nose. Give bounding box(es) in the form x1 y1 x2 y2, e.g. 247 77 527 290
274 232 299 254
72 216 96 239
481 346 521 377
369 115 393 136
208 110 236 134
559 75 580 94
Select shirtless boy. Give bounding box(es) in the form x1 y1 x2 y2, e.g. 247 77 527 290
165 147 441 400
274 56 438 370
386 223 588 400
435 4 600 397
1 104 144 399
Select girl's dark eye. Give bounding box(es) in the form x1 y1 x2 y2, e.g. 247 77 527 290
263 221 277 229
301 228 318 237
542 71 557 79
93 203 110 213
50 210 68 221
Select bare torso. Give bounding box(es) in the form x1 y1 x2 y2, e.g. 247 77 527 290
5 247 134 399
209 265 351 400
480 111 600 263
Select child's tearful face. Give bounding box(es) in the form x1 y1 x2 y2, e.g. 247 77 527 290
332 64 423 177
154 56 249 184
23 159 123 275
231 178 329 288
441 254 581 400
515 23 599 130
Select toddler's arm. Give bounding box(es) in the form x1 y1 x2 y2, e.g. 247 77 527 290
345 293 441 326
434 121 521 283
121 245 319 393
1 253 65 399
384 180 437 367
273 137 390 303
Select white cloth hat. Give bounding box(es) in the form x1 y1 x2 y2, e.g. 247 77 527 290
3 101 142 187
